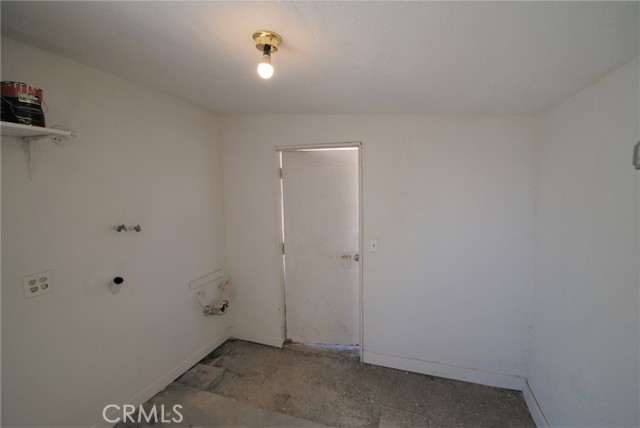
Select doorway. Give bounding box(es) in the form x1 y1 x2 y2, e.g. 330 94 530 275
277 143 361 347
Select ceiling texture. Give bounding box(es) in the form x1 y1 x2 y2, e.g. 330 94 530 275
1 1 638 115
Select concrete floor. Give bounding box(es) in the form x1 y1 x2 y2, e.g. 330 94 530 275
124 339 535 427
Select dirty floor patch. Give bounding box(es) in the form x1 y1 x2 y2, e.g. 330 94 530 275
126 339 535 427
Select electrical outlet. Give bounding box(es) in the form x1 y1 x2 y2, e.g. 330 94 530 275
23 271 53 299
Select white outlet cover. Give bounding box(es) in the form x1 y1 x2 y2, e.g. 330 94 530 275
23 270 53 299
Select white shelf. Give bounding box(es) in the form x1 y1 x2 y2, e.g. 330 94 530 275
1 121 74 139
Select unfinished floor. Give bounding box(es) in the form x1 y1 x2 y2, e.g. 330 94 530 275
126 339 535 427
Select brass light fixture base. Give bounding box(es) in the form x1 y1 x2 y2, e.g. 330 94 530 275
253 30 282 53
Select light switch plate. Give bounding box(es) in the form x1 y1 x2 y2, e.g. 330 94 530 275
23 271 53 299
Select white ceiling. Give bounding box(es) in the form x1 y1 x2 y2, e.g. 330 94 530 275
1 1 638 115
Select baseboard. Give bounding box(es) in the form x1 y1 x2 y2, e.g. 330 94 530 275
228 326 284 348
92 328 231 427
523 380 550 428
363 350 525 391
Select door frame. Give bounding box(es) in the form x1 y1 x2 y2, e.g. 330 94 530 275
274 142 363 360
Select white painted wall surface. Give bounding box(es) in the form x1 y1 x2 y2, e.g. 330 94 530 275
529 58 639 427
222 114 535 388
1 39 229 426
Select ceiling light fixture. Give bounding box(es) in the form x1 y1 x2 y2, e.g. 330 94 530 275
253 30 282 80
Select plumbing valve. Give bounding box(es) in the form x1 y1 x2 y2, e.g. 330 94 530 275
204 300 229 316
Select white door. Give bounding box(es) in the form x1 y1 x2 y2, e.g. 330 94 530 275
281 148 360 345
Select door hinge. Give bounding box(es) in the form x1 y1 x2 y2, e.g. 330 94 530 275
279 167 283 178
282 242 285 254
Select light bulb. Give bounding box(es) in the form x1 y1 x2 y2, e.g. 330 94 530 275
258 55 274 79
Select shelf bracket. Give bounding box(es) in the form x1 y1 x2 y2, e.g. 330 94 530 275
22 131 77 181
23 138 34 181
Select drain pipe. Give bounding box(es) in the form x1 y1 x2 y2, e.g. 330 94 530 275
196 281 230 316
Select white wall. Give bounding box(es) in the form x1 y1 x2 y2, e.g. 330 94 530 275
529 58 639 427
5 31 635 428
1 39 229 426
222 114 536 388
